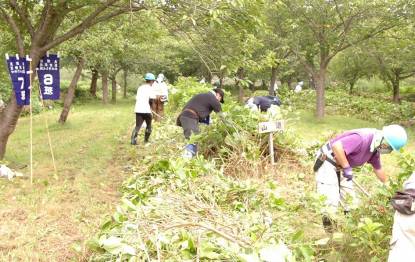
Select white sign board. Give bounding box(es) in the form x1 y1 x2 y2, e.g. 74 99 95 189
258 120 284 134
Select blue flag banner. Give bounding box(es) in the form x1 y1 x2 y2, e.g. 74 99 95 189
37 54 60 100
6 54 31 105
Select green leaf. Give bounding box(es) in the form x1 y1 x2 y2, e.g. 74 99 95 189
297 245 314 261
291 230 304 242
121 198 138 211
99 236 136 256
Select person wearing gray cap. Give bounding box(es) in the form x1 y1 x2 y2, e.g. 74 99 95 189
388 172 415 261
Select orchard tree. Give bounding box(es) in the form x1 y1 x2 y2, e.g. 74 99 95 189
158 0 264 101
59 56 84 123
0 0 146 159
261 1 295 95
369 26 415 103
279 0 410 118
330 47 375 94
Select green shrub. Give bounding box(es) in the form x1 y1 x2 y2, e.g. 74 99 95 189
168 76 212 110
60 80 96 104
280 89 415 124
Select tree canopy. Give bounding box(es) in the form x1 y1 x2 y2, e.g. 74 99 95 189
1 0 415 158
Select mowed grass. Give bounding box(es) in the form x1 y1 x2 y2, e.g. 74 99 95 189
7 101 134 169
0 99 137 261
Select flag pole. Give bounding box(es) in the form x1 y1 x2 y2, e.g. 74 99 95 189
27 55 33 184
36 54 58 178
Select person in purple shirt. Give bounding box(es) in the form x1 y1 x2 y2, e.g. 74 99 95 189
313 125 408 232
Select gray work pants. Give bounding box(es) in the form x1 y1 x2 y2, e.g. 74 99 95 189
179 115 200 139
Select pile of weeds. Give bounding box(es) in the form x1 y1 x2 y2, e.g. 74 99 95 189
89 157 320 261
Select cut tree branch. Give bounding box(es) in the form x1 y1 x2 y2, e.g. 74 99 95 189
163 223 250 249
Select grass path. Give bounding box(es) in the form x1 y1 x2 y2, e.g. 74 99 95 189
0 100 139 260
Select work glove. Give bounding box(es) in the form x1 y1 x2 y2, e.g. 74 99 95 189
343 166 353 181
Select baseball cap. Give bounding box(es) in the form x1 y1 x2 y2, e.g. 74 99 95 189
213 88 225 103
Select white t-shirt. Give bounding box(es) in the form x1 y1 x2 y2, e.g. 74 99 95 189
134 83 156 113
153 81 169 98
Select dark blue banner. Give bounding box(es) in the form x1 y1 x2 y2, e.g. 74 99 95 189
6 55 31 105
37 54 60 100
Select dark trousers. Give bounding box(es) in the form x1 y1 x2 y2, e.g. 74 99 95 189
131 113 152 144
179 115 199 139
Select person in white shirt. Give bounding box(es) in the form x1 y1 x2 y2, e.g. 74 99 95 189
131 73 156 145
151 73 169 121
294 81 303 93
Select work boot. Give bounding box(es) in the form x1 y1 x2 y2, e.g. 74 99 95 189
130 128 138 145
322 215 336 234
144 131 151 143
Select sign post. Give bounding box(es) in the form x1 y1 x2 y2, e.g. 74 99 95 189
258 120 284 165
37 53 60 177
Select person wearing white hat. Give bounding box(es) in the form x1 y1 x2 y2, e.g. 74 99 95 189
151 73 169 121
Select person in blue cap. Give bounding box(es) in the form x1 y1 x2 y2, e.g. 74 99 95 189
131 73 156 145
314 124 408 232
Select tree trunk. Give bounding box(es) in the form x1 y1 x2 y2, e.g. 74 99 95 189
123 69 128 98
349 82 355 95
348 74 359 95
309 75 316 89
348 79 357 95
219 76 224 87
314 68 327 119
238 86 244 103
0 93 23 159
206 73 212 84
392 75 400 103
102 72 109 104
269 66 277 96
89 68 98 97
111 77 117 103
287 78 292 90
236 67 245 103
58 58 85 124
